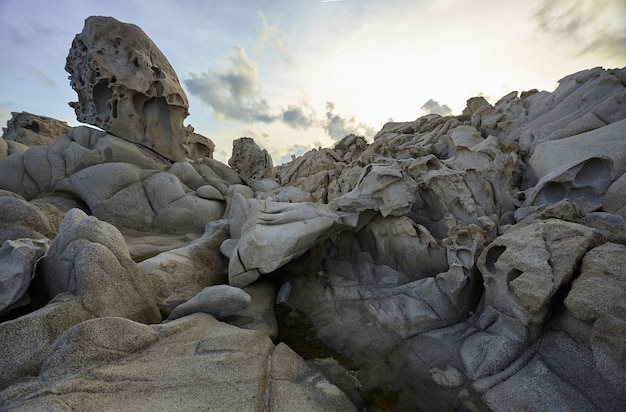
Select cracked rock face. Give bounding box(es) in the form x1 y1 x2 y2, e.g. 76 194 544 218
65 16 190 162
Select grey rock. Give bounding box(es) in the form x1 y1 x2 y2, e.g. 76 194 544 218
334 161 418 217
0 192 64 244
0 209 160 390
2 112 70 147
66 16 190 162
525 156 613 207
167 284 251 321
0 314 355 411
226 199 362 288
196 184 224 200
139 220 229 315
0 238 49 315
603 172 626 220
229 137 276 184
529 118 626 184
227 281 279 340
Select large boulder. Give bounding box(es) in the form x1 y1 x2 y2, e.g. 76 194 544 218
228 137 277 185
0 314 356 412
65 16 191 162
2 112 70 147
0 238 49 315
0 209 161 390
224 199 363 288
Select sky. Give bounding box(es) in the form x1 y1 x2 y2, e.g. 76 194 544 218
1 0 625 164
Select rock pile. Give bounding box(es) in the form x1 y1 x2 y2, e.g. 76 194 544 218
0 15 625 411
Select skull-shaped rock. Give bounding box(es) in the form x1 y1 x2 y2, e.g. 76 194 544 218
65 16 190 162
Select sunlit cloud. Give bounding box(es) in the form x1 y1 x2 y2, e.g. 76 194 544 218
256 13 293 65
280 99 317 130
185 47 373 143
534 0 626 59
323 101 376 141
184 46 274 123
420 99 452 116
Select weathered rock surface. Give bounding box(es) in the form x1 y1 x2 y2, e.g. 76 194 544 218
0 238 49 315
0 314 355 411
229 137 277 185
66 16 191 162
1 112 70 148
166 284 251 321
0 208 160 390
1 15 625 411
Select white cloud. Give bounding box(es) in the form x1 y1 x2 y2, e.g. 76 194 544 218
323 101 376 141
420 99 452 116
534 0 626 59
184 46 275 123
256 13 293 65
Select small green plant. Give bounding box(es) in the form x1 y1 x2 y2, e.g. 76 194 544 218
411 149 426 158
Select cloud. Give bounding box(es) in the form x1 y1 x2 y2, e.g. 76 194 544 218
184 46 275 123
185 49 375 142
256 13 293 65
0 102 12 130
534 0 626 58
30 67 56 88
420 99 452 116
323 101 376 141
280 99 317 130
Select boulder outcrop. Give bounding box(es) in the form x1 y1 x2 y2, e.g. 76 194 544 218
66 16 191 162
1 15 625 412
1 112 70 148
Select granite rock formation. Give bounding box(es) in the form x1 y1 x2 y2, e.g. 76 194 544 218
65 16 191 162
0 16 625 411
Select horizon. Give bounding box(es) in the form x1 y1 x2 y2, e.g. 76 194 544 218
1 0 625 164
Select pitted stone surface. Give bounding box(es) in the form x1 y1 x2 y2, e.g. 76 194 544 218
65 16 190 162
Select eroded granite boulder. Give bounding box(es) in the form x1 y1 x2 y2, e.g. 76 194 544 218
0 238 49 315
1 112 70 147
0 209 160 390
65 16 191 162
0 314 356 412
228 137 276 185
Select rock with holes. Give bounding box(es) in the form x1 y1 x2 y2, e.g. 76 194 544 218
2 112 70 147
463 219 601 379
529 119 626 184
65 16 190 162
525 156 613 210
